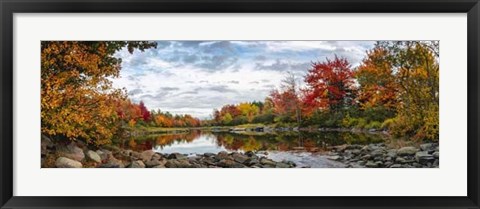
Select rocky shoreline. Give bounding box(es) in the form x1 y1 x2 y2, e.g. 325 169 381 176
326 142 439 168
41 136 296 168
42 135 439 168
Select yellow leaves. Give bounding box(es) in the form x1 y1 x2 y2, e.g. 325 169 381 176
40 41 138 145
128 119 136 128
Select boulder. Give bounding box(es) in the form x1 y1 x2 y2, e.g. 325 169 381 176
128 160 146 168
215 151 232 161
167 152 187 160
151 153 163 161
351 149 361 155
260 158 276 167
397 147 418 156
140 150 156 162
433 151 439 159
55 157 82 168
86 150 102 163
232 153 249 164
275 162 291 168
146 158 167 168
244 158 260 166
244 151 256 157
204 153 215 158
96 149 111 162
420 143 435 151
41 135 55 151
165 159 192 168
327 155 343 161
365 161 379 168
361 154 372 161
217 159 245 168
386 150 397 158
415 151 435 164
100 155 124 168
370 149 385 157
390 164 402 168
57 142 85 161
201 157 216 166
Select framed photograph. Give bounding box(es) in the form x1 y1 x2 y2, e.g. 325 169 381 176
1 0 479 208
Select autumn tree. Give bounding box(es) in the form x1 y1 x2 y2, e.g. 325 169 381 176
238 102 260 122
355 48 398 122
375 41 439 140
41 41 156 145
270 72 303 124
138 101 151 122
303 56 356 113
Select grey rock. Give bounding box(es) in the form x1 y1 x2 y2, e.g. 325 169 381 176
351 149 361 155
55 157 82 168
145 158 167 168
151 153 163 161
165 159 191 168
167 152 187 160
415 151 435 164
96 150 111 161
413 162 423 168
260 158 277 167
41 135 55 150
365 161 379 168
232 153 249 164
204 152 215 157
397 147 418 156
244 158 259 166
396 157 406 164
100 155 124 168
217 159 246 168
86 150 102 163
128 160 145 168
386 150 397 158
57 142 85 161
327 155 343 161
140 150 156 162
215 151 231 160
420 143 435 151
275 162 291 168
244 151 256 157
361 154 372 161
390 164 402 168
433 151 439 159
201 157 216 166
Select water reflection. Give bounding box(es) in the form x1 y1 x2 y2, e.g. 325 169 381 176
117 130 387 155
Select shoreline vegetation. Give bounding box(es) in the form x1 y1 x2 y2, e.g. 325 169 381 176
41 41 439 168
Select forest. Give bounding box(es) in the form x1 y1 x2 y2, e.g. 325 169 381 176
41 40 439 148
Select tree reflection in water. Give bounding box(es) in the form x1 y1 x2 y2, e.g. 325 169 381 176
117 130 388 154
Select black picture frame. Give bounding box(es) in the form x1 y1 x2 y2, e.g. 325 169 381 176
1 0 479 208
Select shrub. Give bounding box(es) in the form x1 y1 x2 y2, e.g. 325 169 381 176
355 118 367 129
381 118 396 130
365 121 382 130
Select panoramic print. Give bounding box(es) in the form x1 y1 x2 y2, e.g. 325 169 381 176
41 41 439 168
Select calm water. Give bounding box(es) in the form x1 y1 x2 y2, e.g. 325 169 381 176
116 130 388 167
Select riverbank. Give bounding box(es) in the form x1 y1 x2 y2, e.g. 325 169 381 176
41 135 295 168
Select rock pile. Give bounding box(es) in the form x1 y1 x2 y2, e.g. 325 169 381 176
326 143 439 168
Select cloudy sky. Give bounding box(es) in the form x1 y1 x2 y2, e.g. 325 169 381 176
112 41 375 119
